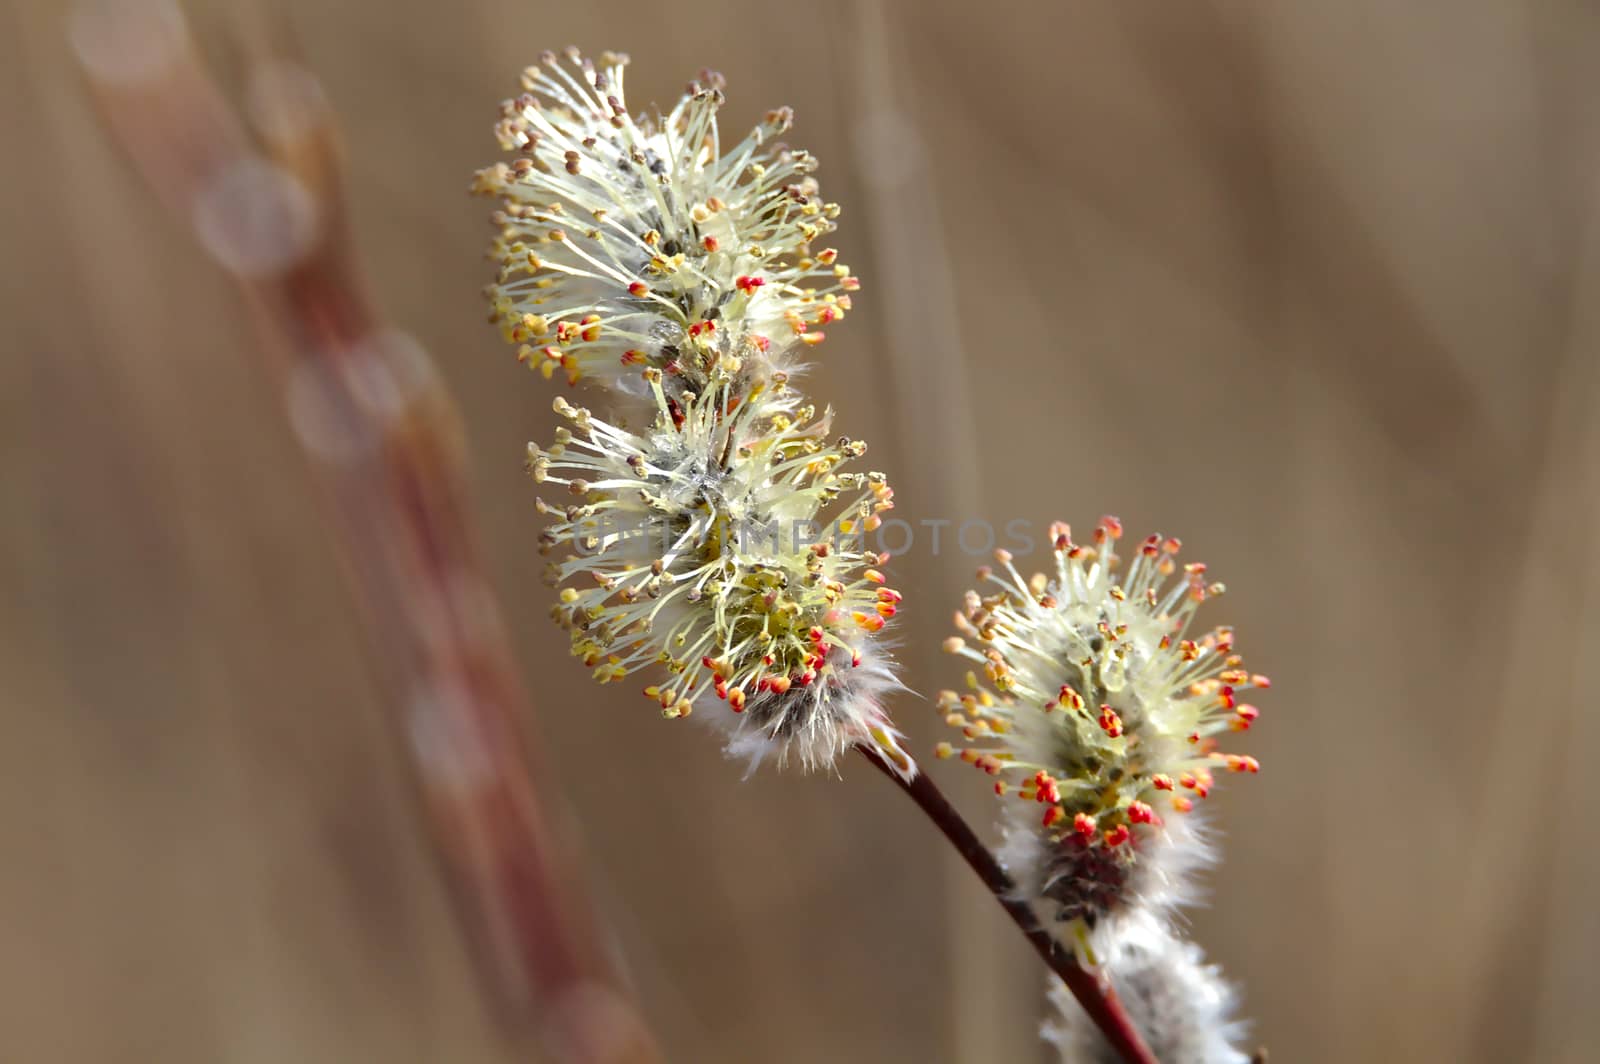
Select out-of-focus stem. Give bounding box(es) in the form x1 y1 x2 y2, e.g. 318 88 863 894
70 4 660 1061
858 746 1157 1064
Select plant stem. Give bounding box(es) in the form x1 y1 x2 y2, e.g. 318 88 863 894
858 745 1157 1064
74 9 660 1060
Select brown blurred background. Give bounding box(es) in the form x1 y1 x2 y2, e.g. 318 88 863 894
5 0 1598 1060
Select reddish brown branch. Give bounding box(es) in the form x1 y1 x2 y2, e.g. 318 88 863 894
858 747 1157 1064
71 4 659 1061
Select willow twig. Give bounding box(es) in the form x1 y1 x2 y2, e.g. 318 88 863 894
858 746 1157 1064
71 4 659 1061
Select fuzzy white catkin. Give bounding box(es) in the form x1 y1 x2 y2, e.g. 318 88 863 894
474 48 858 402
938 518 1267 942
1043 914 1250 1064
483 49 910 776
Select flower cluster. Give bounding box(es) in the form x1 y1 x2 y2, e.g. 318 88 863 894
473 48 857 399
483 49 907 774
938 516 1267 934
1043 913 1250 1064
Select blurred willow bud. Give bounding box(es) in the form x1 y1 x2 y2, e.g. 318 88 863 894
937 517 1268 939
1044 913 1251 1064
474 48 857 397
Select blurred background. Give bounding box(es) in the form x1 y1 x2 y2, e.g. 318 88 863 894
6 0 1598 1060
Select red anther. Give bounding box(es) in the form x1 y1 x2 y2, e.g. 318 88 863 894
817 248 838 265
768 675 791 695
1171 796 1194 814
620 348 647 365
1235 704 1260 723
1093 515 1123 541
1162 537 1182 554
851 651 862 668
735 274 766 294
1225 755 1261 774
1252 674 1273 689
753 334 771 352
1104 824 1131 848
875 602 897 618
1152 774 1174 791
628 281 649 298
702 235 719 252
841 276 861 291
1141 535 1161 557
728 688 746 712
1073 812 1097 838
1098 705 1123 738
815 305 840 324
1042 806 1067 829
1219 686 1236 709
808 626 826 644
877 588 903 603
994 781 1009 796
1128 801 1161 826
